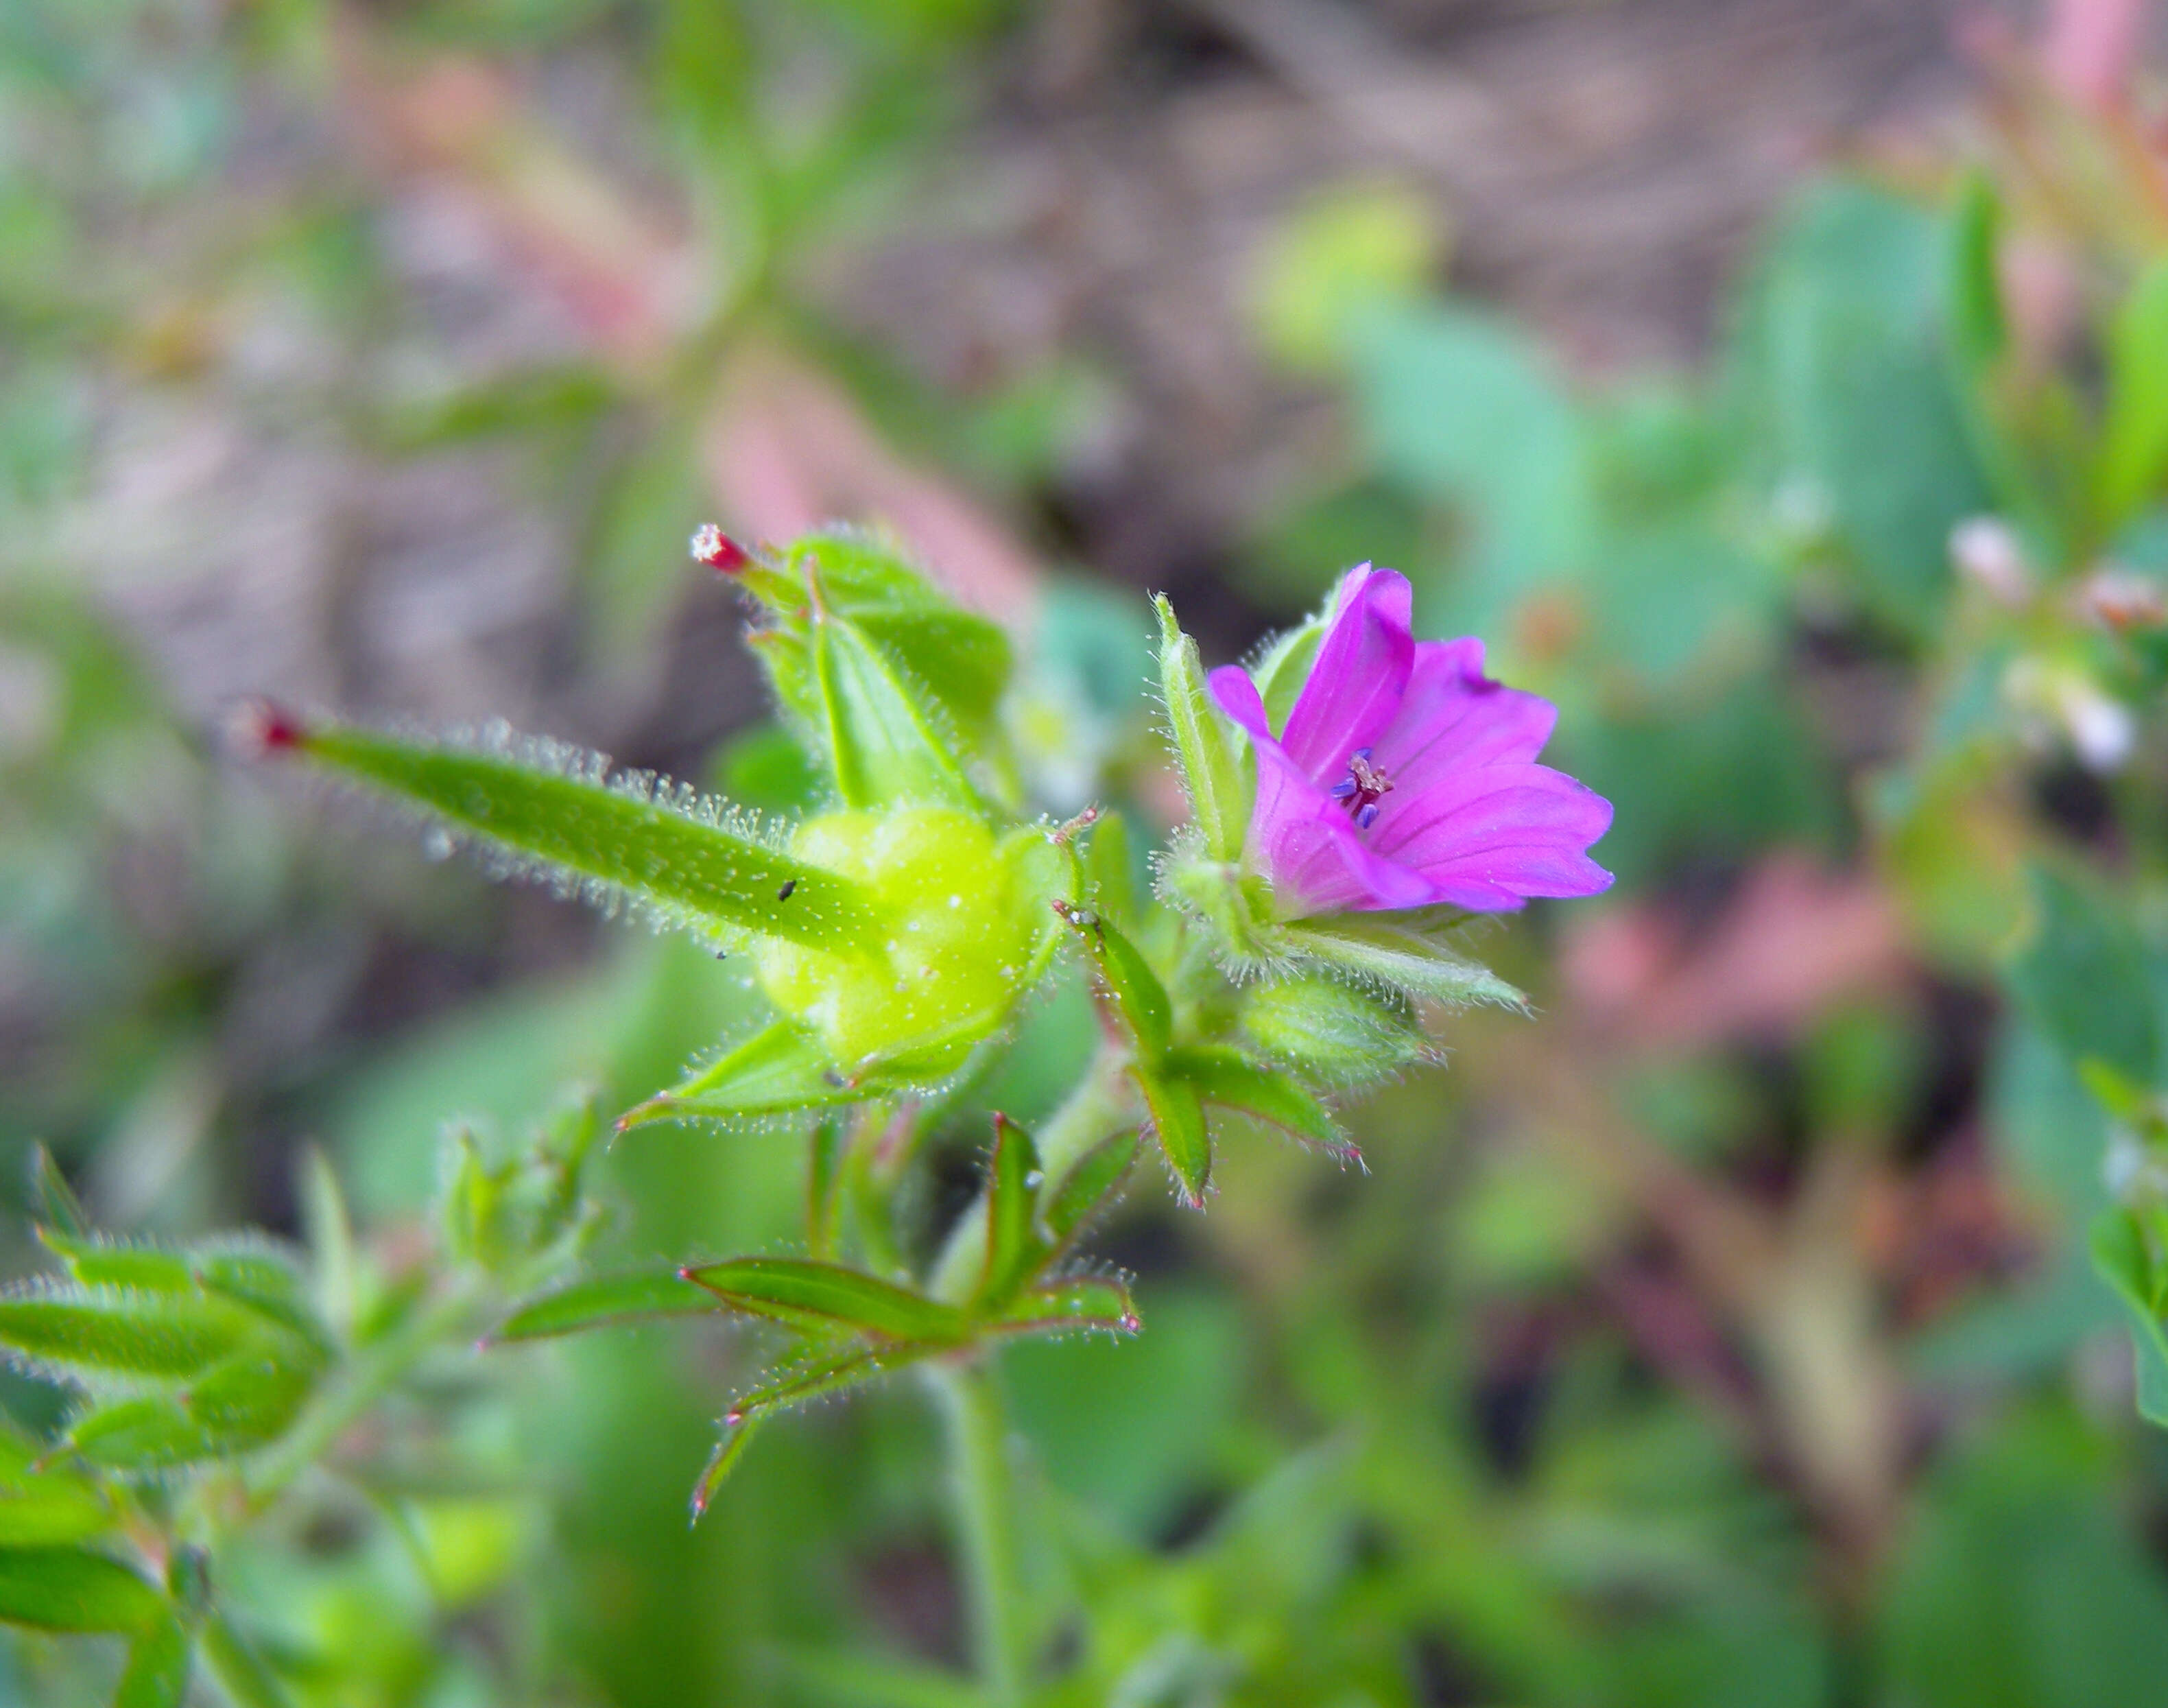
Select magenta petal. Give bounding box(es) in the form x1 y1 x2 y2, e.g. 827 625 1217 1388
1278 567 1416 779
1369 763 1615 902
1247 737 1439 914
1208 665 1273 741
1371 638 1559 796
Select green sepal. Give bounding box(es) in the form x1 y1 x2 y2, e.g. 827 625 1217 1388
1276 911 1527 1012
618 1020 863 1132
1250 590 1335 731
1042 1129 1141 1252
1134 1064 1211 1207
116 1615 193 1708
680 1259 966 1344
1163 1044 1357 1163
810 578 980 811
1056 901 1174 1061
743 530 1013 752
0 1546 165 1633
291 722 879 951
490 1267 716 1344
1239 975 1430 1091
977 1115 1043 1309
1154 595 1251 862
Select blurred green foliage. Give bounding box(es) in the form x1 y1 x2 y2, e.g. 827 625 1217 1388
12 3 2168 1707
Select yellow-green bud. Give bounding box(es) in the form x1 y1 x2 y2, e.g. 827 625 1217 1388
754 807 1055 1079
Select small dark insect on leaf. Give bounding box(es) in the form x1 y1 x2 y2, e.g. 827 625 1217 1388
777 879 797 901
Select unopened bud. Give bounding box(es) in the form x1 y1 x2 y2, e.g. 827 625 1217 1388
690 523 751 573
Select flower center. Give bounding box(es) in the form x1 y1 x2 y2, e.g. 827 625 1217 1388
1330 747 1395 830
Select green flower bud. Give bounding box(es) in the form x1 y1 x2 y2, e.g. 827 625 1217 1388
1240 975 1429 1091
754 807 1058 1080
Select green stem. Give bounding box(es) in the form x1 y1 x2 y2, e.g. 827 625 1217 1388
928 1362 1027 1705
241 1279 484 1517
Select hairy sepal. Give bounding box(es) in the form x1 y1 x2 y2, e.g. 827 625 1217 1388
290 722 877 952
1154 595 1250 863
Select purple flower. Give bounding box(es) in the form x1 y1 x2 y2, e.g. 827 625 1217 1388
1208 566 1613 916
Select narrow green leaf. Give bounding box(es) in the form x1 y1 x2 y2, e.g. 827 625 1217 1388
810 590 977 810
2093 1209 2168 1427
201 1612 296 1708
0 1292 253 1381
1135 1066 1211 1207
1946 172 2005 378
689 1416 762 1523
490 1268 715 1343
728 1341 938 1423
1057 903 1173 1060
27 1146 86 1240
1165 1044 1357 1162
116 1615 192 1708
2098 257 2168 531
1275 913 1527 1012
36 1233 195 1294
1042 1129 1141 1251
682 1259 966 1344
291 723 878 950
298 1146 358 1336
994 1277 1138 1336
0 1547 163 1633
619 1020 857 1132
976 1115 1043 1309
1154 595 1250 862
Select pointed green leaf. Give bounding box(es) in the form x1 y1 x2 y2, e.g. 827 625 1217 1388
1154 595 1250 862
0 1547 163 1633
36 1233 195 1294
1134 1065 1210 1207
69 1347 319 1469
0 1292 254 1382
689 1416 763 1523
298 1146 358 1336
810 589 978 810
116 1615 192 1708
730 1341 938 1423
0 1427 112 1545
1275 912 1527 1012
977 1115 1043 1309
1042 1129 1141 1251
1057 903 1173 1060
682 1259 967 1344
1165 1044 1357 1161
27 1146 85 1240
490 1268 715 1343
288 722 878 949
994 1277 1138 1336
619 1020 857 1132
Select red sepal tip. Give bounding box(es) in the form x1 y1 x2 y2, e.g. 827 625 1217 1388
226 697 307 759
689 523 750 573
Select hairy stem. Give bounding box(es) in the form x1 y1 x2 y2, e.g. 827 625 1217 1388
928 1361 1027 1705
